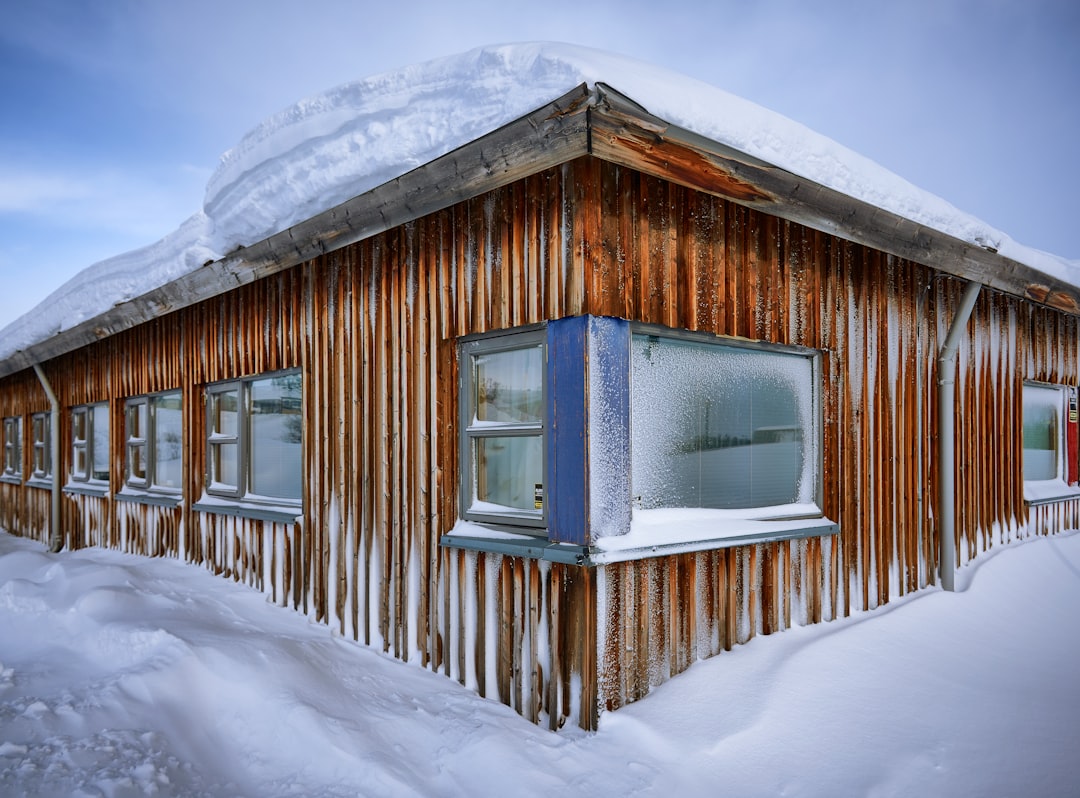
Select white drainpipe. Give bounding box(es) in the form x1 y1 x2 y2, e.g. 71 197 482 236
936 280 981 591
31 363 63 553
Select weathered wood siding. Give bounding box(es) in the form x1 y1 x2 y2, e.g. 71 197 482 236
0 155 1077 728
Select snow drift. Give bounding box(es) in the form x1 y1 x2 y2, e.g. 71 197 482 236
2 528 1079 795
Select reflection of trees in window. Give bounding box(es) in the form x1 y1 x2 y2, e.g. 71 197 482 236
72 403 110 483
268 374 303 444
208 371 303 503
125 392 182 491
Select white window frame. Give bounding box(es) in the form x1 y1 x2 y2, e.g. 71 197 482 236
1021 381 1080 505
124 390 183 494
71 402 109 485
459 326 547 531
2 416 21 483
204 369 303 506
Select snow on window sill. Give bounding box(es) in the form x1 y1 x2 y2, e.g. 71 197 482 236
589 505 837 564
441 520 587 565
1023 479 1080 506
26 476 56 490
63 480 110 498
0 474 22 486
192 493 302 524
115 488 182 508
442 509 838 566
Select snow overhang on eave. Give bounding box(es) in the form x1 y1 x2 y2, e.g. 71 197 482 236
588 83 1080 316
0 84 595 380
2 80 1076 380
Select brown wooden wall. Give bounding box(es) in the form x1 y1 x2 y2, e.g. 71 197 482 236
1 155 1077 728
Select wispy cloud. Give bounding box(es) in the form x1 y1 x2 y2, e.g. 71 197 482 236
0 161 209 241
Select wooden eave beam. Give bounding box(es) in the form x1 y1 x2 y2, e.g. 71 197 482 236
588 83 1080 316
0 84 593 379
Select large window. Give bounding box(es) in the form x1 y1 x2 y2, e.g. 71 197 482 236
2 416 21 482
30 412 51 482
459 328 546 528
125 391 183 492
455 319 823 541
72 403 109 484
1023 383 1065 483
631 331 819 513
206 371 302 504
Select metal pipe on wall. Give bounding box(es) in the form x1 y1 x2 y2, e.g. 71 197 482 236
31 363 63 553
936 280 982 591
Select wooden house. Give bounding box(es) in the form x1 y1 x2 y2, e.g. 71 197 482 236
2 49 1078 731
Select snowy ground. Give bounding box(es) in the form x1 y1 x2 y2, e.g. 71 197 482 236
1 529 1078 798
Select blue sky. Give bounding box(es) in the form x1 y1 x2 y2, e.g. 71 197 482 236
1 0 1077 331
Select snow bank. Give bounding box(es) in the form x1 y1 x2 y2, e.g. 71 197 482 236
2 42 1077 362
2 529 1079 795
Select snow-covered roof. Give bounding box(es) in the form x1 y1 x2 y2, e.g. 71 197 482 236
2 42 1078 368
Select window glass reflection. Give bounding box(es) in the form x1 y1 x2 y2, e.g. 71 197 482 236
1023 384 1060 481
153 393 183 490
249 375 302 500
91 404 109 482
474 347 543 424
475 436 543 511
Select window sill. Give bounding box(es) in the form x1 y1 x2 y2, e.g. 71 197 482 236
115 488 183 508
592 513 838 563
0 475 22 486
193 496 302 524
441 522 589 565
63 481 110 498
442 512 839 566
26 477 56 490
1023 479 1080 506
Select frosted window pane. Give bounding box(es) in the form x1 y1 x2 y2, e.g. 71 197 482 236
153 393 183 490
1023 384 1061 481
631 335 814 510
249 375 302 500
475 436 543 511
91 405 109 481
474 347 543 423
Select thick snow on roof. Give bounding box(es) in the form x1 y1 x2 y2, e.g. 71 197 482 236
1 42 1076 362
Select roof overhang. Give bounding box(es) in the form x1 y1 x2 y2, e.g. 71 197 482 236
588 83 1080 315
2 81 1076 379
